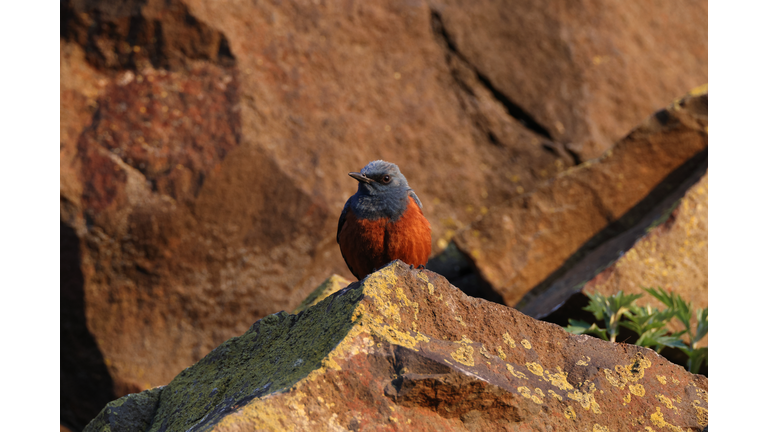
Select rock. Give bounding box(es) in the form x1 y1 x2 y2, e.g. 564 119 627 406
577 172 708 349
432 0 708 160
61 0 707 426
519 150 708 323
527 172 708 374
292 274 352 314
453 89 708 308
60 0 573 418
582 172 708 316
85 387 163 432
85 261 708 432
61 221 116 430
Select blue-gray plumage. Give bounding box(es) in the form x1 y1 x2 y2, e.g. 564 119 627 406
336 160 431 279
338 160 422 230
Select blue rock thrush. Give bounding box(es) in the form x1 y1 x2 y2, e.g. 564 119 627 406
337 160 432 280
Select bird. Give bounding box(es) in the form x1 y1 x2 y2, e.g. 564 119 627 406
337 160 431 280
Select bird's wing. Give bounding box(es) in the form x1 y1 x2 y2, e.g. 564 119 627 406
337 198 360 279
408 190 423 209
337 198 351 244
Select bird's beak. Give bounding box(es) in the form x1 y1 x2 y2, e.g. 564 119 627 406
349 172 373 184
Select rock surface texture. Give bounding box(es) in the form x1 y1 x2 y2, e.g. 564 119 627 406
60 0 708 428
85 262 708 432
584 172 708 308
580 172 708 344
453 90 708 309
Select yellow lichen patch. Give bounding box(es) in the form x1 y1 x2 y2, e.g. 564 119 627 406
564 406 577 420
623 393 631 405
416 272 437 296
688 83 708 97
650 407 683 432
656 375 667 385
394 285 419 324
655 394 678 413
525 362 544 376
503 332 516 349
567 381 602 414
496 347 507 360
450 336 475 366
351 304 427 352
693 400 708 426
604 353 652 390
480 344 492 359
544 367 574 391
211 386 347 432
576 356 591 366
312 323 372 374
506 364 528 380
548 389 563 401
350 268 437 352
534 388 545 400
670 377 680 385
521 339 532 349
454 315 467 327
364 268 405 324
629 384 645 397
694 387 708 403
517 386 543 405
593 424 609 432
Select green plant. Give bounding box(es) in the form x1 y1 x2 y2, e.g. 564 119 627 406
565 291 642 342
644 287 708 374
564 288 708 374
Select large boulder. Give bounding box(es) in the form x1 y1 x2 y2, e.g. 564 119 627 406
85 261 708 432
433 0 708 160
581 172 708 316
452 89 708 308
521 171 708 374
60 0 707 428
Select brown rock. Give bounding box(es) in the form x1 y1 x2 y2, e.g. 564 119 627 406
433 0 708 160
85 262 708 432
454 90 708 307
584 172 707 308
60 0 571 410
581 172 708 344
61 0 707 426
292 274 352 314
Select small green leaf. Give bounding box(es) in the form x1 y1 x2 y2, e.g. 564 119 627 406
644 286 675 308
693 308 708 345
565 319 608 341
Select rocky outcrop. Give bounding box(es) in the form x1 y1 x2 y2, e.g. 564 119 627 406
539 171 708 352
60 0 707 428
522 170 708 375
581 172 708 316
451 89 708 309
432 0 708 160
85 261 708 432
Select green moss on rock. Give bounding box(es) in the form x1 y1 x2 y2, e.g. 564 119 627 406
144 281 363 431
84 386 163 432
292 274 352 314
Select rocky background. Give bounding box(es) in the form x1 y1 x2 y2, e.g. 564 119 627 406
60 0 707 430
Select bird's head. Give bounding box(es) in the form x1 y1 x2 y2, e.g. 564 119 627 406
349 160 411 197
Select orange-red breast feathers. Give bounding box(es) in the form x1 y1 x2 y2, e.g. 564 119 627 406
337 160 431 280
338 196 431 279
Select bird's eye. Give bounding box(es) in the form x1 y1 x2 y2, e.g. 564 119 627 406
381 175 391 184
